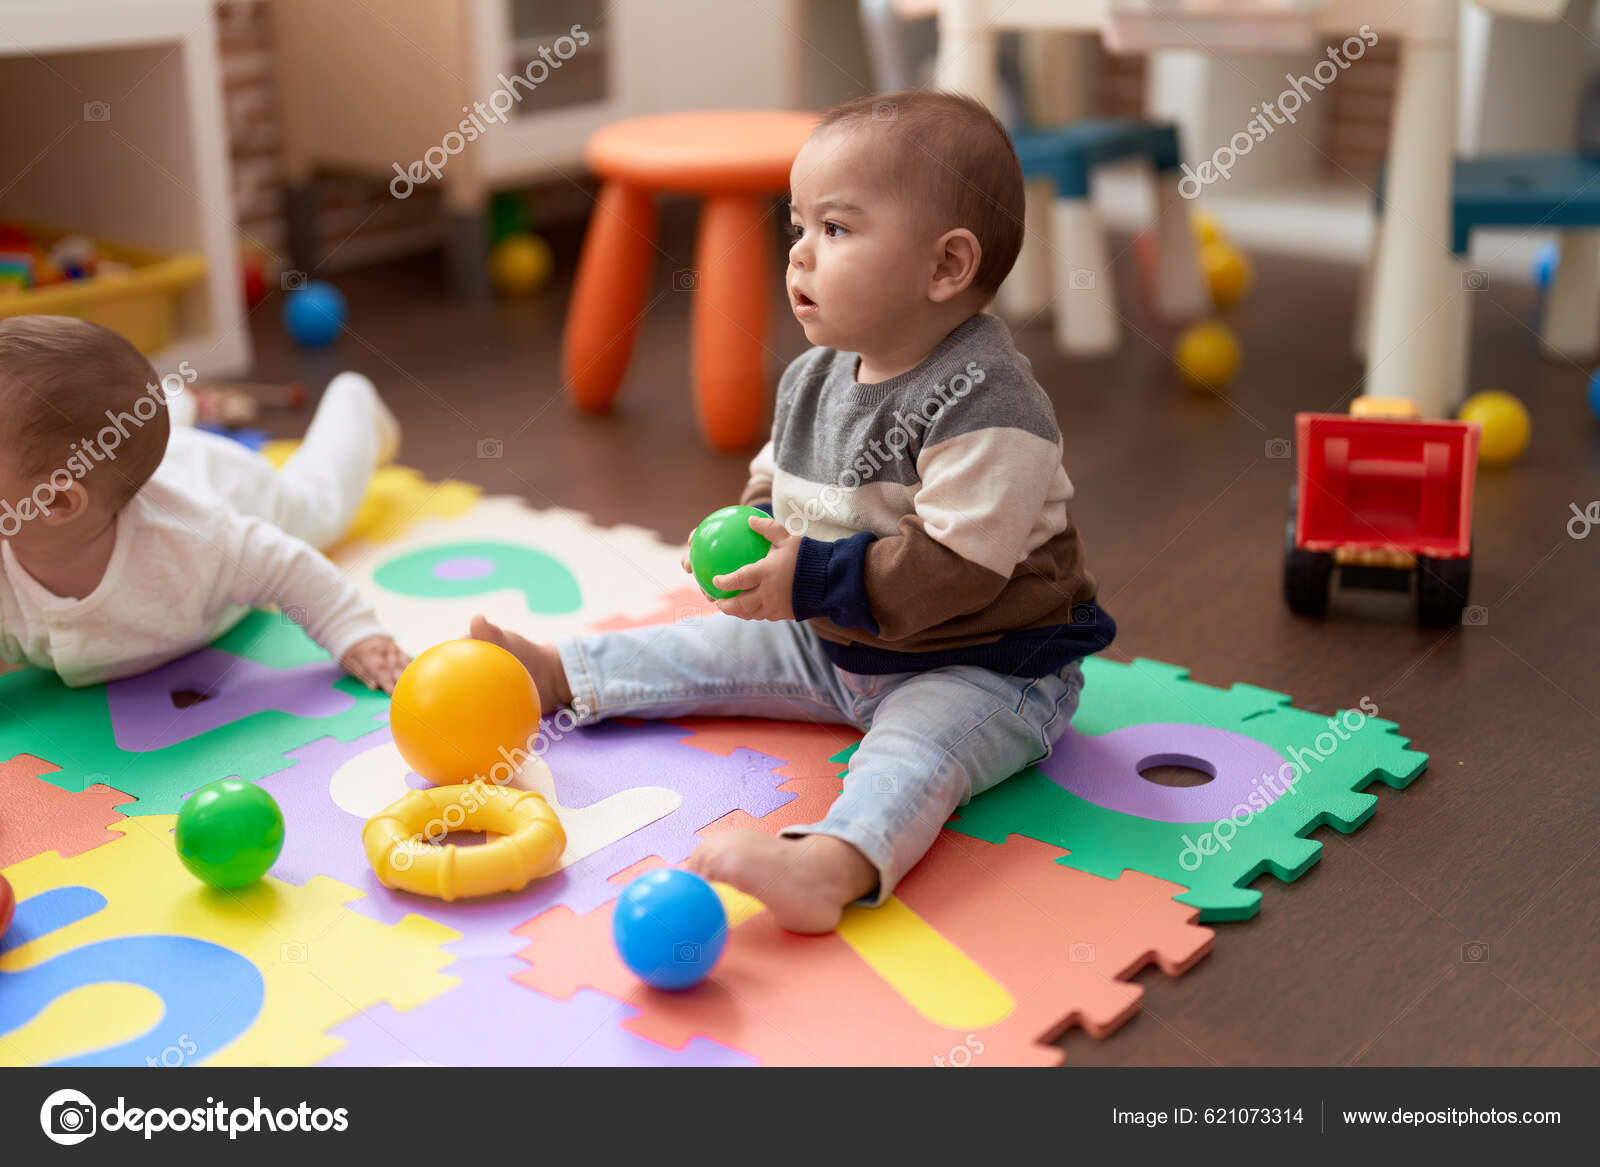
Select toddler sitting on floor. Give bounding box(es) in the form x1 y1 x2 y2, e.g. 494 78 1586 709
471 90 1116 933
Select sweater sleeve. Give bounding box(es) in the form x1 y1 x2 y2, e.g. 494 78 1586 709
792 424 1067 641
219 516 388 661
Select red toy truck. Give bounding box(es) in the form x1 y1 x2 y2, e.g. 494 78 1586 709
1285 398 1481 626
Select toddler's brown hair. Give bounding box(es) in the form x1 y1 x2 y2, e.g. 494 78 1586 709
813 89 1025 298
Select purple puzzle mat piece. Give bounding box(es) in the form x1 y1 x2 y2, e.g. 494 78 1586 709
260 718 794 957
1038 722 1293 824
320 956 756 1066
432 556 495 581
108 649 355 752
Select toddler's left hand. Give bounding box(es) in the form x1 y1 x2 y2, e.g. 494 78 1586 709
342 635 411 694
712 515 797 622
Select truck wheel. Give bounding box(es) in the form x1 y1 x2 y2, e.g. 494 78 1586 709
1283 488 1333 616
1416 553 1472 627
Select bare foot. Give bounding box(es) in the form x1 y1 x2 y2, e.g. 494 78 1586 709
686 830 878 935
469 615 573 711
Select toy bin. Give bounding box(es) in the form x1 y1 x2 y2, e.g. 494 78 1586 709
0 228 206 355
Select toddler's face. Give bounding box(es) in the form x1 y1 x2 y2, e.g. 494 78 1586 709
786 127 936 357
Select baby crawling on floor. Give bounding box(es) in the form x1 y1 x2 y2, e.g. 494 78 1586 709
473 90 1115 933
0 315 408 692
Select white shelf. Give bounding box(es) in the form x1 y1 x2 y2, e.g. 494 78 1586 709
0 0 251 376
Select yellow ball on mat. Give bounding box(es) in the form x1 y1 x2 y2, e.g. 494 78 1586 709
390 640 543 784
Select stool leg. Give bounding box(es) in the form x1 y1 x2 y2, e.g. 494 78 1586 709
563 181 658 415
1447 256 1472 412
995 178 1054 321
992 175 1056 318
694 193 770 451
1052 196 1119 355
1151 176 1207 321
1541 229 1600 361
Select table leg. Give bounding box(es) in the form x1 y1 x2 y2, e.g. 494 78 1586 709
693 193 771 451
1151 176 1207 321
934 0 1000 109
563 181 658 415
1052 196 1118 355
1541 229 1600 362
1365 4 1459 417
996 178 1054 320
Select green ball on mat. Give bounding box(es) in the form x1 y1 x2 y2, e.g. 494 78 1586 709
175 779 285 889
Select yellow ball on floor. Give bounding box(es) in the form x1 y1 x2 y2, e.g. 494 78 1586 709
490 232 553 298
1201 241 1252 311
1192 210 1224 246
390 639 543 785
1175 321 1241 391
1457 389 1531 466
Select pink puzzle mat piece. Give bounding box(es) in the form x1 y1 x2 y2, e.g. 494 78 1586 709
260 718 797 956
674 717 860 835
586 585 716 633
514 831 1212 1066
107 649 355 752
0 755 134 870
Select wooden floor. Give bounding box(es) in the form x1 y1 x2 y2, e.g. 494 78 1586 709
246 208 1600 1066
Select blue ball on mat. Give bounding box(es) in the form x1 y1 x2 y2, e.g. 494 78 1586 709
282 280 347 349
612 868 728 990
1588 367 1600 422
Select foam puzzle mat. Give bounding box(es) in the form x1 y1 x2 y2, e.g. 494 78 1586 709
0 452 1428 1067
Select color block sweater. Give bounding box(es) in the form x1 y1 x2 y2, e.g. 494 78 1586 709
742 311 1114 677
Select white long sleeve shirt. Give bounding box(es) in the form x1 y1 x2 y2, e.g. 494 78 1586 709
0 457 384 688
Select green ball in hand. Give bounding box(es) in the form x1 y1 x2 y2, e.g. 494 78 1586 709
175 778 285 888
690 505 774 600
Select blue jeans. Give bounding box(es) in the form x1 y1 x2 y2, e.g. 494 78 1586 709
557 615 1085 904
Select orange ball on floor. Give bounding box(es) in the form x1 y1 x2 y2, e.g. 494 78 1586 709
390 639 543 785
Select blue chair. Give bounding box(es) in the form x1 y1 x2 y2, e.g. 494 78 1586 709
1359 153 1600 400
1001 118 1207 355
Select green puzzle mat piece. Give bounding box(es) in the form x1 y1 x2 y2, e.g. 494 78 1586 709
372 541 582 613
941 657 1429 922
0 611 389 816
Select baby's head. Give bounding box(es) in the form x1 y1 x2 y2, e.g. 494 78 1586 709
786 89 1024 357
0 316 170 547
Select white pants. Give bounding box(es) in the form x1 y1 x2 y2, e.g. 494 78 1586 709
160 372 386 551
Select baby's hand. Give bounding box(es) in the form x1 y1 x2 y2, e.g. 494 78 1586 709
711 515 798 623
681 526 697 575
342 635 410 694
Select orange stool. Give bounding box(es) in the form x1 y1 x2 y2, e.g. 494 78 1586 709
563 110 819 451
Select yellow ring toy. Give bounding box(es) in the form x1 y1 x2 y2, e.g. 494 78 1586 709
363 783 565 901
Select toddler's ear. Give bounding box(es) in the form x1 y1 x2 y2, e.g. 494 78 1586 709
928 228 982 304
37 479 92 526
